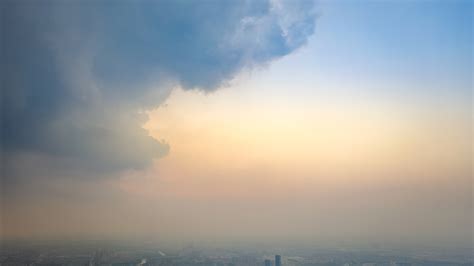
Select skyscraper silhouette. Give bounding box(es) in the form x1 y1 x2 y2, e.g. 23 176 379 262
264 259 272 266
275 255 281 266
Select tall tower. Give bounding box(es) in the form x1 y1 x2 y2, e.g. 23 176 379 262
275 255 281 266
264 259 272 266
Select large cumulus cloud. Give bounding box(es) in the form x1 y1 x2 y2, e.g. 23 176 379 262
1 0 316 174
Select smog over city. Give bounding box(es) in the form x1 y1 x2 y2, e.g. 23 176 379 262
1 0 472 265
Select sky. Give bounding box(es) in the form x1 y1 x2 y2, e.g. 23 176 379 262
1 0 472 249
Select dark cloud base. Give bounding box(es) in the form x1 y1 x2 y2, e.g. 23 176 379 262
1 0 316 177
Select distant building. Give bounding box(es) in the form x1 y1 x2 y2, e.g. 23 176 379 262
390 262 412 266
264 259 272 266
275 255 281 266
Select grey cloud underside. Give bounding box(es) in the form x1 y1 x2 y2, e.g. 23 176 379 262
1 0 316 173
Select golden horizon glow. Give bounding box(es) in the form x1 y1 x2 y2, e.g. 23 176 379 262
117 85 472 201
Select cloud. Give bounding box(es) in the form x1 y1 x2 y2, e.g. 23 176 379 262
1 0 317 175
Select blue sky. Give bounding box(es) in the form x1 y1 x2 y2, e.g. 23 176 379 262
264 0 472 104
